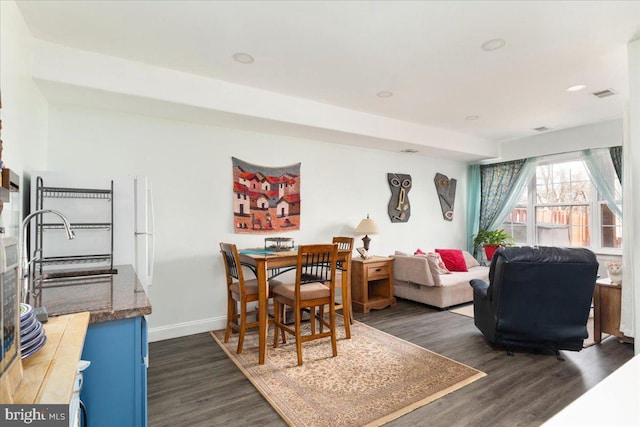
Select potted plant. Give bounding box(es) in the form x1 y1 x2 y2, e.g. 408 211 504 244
473 228 515 260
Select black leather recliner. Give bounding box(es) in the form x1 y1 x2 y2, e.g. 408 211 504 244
470 246 598 353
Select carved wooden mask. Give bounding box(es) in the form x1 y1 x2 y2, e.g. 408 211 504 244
387 173 412 223
434 173 457 221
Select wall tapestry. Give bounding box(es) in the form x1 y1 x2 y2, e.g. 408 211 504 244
434 172 456 221
232 157 301 233
387 173 412 223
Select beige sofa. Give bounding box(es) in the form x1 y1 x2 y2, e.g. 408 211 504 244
392 250 489 309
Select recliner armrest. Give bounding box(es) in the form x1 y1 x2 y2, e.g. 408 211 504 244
470 279 489 299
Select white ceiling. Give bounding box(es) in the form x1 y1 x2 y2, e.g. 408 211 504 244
15 1 640 148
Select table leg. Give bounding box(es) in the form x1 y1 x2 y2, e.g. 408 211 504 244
257 261 268 364
593 284 602 344
341 268 351 339
347 278 353 324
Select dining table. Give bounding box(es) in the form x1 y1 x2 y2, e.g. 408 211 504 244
239 247 353 365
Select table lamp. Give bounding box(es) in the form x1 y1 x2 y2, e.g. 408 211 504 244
354 214 379 251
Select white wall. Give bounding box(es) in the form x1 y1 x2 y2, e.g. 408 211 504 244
44 104 468 341
496 119 623 163
624 39 639 349
0 0 49 233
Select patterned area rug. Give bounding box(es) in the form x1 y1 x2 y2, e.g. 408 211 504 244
211 316 485 427
449 304 605 347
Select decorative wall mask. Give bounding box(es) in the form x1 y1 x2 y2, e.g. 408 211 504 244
232 157 301 233
387 173 412 223
434 173 456 221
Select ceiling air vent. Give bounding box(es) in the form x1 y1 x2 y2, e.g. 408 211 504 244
401 149 419 153
592 89 617 98
533 126 550 132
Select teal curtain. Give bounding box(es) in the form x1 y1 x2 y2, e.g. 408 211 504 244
583 148 622 220
466 164 481 253
609 146 622 183
479 159 527 232
487 158 537 230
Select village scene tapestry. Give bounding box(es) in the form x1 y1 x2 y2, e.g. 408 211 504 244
232 157 301 233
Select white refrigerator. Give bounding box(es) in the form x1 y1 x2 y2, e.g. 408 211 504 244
29 171 154 290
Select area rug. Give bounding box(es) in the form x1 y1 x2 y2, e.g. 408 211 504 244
210 315 486 427
449 304 474 318
449 304 605 347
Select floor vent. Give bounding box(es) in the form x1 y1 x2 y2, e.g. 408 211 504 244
592 89 617 98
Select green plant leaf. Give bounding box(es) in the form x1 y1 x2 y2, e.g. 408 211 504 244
472 228 514 247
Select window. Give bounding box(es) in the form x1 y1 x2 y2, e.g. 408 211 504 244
501 155 622 251
501 190 528 244
601 203 622 248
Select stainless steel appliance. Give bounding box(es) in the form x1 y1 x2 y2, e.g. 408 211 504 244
0 235 23 401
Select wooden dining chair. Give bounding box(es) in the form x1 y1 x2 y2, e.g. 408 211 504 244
319 236 354 338
219 242 282 354
272 243 339 365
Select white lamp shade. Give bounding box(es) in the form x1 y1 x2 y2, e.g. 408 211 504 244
355 216 379 235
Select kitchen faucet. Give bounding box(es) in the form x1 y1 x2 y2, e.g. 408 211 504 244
20 209 75 303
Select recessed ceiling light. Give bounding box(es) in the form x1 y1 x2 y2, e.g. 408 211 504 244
566 85 586 92
376 91 393 98
481 38 506 52
233 52 254 64
465 115 480 121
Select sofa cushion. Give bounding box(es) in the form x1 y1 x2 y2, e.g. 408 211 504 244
462 250 480 268
425 253 450 274
392 254 437 287
424 256 444 286
439 266 489 287
435 249 468 272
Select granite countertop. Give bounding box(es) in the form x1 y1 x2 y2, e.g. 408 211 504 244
35 264 152 323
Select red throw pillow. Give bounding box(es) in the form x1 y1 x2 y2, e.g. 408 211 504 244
435 249 468 272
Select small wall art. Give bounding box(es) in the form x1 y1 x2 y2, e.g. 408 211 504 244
232 157 301 233
387 173 412 223
434 173 456 221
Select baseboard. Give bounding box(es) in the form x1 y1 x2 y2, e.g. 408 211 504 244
148 315 226 342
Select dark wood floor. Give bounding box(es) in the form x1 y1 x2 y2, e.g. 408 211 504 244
147 299 634 426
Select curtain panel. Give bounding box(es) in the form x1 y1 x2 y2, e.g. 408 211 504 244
466 164 481 253
486 159 537 232
478 159 527 232
582 148 622 220
610 145 623 183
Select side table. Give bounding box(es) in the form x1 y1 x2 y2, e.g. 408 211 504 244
593 278 633 344
351 256 396 313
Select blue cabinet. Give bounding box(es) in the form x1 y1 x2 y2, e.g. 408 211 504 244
80 316 148 426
